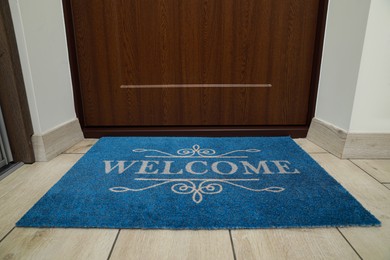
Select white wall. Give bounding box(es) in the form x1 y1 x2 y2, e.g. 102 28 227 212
315 0 371 131
9 0 76 135
349 0 390 133
316 0 390 133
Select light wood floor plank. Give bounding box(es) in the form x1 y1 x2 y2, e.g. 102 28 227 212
64 139 98 154
0 228 117 260
311 154 390 260
351 159 390 183
0 154 82 240
294 138 327 154
232 228 359 260
110 230 234 260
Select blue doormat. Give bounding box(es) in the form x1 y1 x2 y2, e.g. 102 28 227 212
17 137 380 229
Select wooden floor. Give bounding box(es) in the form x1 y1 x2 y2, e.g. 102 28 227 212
0 139 389 260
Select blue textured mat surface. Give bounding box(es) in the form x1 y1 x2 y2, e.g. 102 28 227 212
17 137 380 229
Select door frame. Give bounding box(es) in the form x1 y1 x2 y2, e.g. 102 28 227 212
62 0 329 138
0 0 35 163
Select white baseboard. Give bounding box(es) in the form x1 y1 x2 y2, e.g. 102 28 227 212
307 118 390 159
307 118 347 158
32 118 84 161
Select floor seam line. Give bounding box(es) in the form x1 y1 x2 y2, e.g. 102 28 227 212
229 230 237 260
349 160 385 186
107 229 121 260
337 228 363 260
0 227 15 244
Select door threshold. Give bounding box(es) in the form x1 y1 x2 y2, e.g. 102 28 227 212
0 162 24 182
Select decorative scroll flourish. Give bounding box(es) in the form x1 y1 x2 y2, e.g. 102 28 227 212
110 178 284 204
132 144 260 158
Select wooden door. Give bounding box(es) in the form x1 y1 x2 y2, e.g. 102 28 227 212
64 0 328 137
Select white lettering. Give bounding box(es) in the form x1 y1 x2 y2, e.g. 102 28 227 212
239 161 272 174
136 160 160 174
185 161 208 175
162 161 183 174
211 161 238 175
104 160 139 174
271 160 300 174
104 159 300 175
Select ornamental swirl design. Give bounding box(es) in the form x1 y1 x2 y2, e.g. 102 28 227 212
132 144 260 158
110 178 284 204
171 181 223 203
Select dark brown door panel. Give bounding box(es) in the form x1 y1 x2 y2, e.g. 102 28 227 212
64 0 327 135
